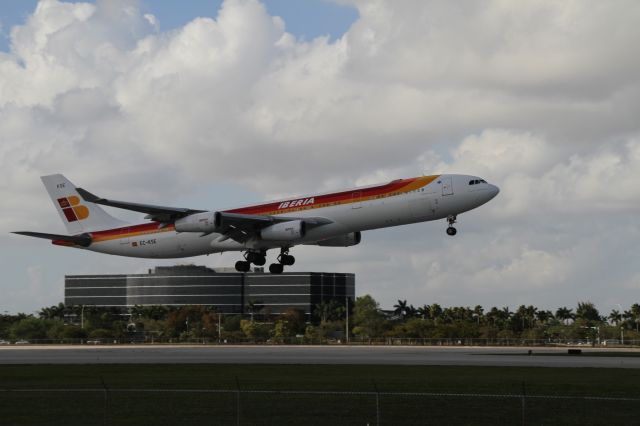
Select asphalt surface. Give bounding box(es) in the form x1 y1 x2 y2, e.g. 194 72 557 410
1 345 639 367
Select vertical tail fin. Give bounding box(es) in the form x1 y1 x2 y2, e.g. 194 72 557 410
41 174 129 234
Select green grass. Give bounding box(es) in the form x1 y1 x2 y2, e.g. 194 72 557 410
0 364 639 425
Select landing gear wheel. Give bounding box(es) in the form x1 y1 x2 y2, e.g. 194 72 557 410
446 215 458 236
245 251 266 266
278 254 295 266
269 263 284 274
276 248 295 266
235 260 251 272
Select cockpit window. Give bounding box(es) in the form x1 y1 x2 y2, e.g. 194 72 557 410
469 179 488 185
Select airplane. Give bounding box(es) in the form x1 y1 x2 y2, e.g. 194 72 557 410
13 174 499 273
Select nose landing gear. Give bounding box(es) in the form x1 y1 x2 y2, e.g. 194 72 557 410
446 215 457 236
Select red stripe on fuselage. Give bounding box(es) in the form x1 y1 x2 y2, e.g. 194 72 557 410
226 177 427 216
88 175 439 241
90 222 175 242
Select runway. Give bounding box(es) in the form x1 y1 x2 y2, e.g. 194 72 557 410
1 345 640 367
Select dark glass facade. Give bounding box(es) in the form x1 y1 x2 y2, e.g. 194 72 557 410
65 265 355 317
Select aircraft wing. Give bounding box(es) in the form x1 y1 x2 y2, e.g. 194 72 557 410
77 187 332 242
214 212 332 243
12 231 92 247
76 188 206 222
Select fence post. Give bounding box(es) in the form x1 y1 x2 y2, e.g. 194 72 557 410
373 379 380 426
235 376 241 426
521 381 526 426
100 376 108 426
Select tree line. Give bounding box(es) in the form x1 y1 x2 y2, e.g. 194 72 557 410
351 297 640 342
1 297 639 343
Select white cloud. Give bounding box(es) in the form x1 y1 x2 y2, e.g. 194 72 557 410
2 0 640 313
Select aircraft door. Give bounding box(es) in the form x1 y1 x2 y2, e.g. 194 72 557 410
441 177 453 196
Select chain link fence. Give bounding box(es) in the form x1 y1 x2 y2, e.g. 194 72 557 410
3 337 640 346
2 386 639 425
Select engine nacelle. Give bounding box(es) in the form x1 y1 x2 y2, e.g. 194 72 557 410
174 212 218 233
261 220 306 241
315 232 361 247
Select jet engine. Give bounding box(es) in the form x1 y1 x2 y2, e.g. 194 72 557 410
315 232 361 247
260 220 306 241
174 212 217 233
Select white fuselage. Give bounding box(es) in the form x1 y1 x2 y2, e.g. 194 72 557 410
84 174 499 259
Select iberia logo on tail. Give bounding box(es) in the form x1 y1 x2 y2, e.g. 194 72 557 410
57 196 89 222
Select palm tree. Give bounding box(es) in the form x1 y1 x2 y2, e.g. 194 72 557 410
38 303 66 320
535 310 554 324
514 305 531 329
473 305 484 325
627 303 640 332
525 305 538 328
609 309 622 326
555 307 574 325
441 307 455 323
500 306 512 320
429 303 443 324
393 300 408 319
406 305 418 318
417 305 430 320
576 301 601 323
486 307 501 327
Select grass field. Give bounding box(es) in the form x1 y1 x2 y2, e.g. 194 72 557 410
1 364 639 425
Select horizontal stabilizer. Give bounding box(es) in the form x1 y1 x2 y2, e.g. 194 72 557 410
76 188 206 222
12 231 92 247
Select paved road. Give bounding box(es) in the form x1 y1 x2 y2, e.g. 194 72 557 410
1 345 639 367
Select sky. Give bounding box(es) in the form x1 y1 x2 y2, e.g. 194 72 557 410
1 0 639 315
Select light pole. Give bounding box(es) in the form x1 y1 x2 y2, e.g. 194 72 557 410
345 297 350 344
81 305 84 329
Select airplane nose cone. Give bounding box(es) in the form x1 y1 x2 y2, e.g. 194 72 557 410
488 184 500 199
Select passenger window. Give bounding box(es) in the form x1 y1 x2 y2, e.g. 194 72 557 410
469 180 475 185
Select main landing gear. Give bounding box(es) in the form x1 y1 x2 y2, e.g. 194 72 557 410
234 248 295 274
235 250 266 272
269 248 295 274
446 214 457 236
